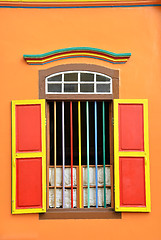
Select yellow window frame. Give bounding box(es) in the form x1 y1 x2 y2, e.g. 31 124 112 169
114 99 151 212
12 99 46 214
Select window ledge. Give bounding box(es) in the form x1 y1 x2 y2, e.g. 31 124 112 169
39 208 121 220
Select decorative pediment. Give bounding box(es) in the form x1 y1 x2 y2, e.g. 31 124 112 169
23 47 131 65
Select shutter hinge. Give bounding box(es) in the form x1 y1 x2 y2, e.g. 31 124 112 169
112 118 114 126
45 118 47 126
114 185 115 192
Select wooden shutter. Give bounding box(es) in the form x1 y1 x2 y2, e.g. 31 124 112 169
12 100 46 214
114 99 151 212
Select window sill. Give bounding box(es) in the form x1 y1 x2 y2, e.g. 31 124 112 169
39 208 121 220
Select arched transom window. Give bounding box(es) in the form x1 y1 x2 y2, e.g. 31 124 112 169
46 71 112 94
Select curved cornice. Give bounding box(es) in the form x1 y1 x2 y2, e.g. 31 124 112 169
23 47 131 65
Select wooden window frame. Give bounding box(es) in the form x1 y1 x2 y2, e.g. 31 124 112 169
39 64 121 219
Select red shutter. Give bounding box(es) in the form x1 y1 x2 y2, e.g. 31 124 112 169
114 100 151 212
12 100 46 214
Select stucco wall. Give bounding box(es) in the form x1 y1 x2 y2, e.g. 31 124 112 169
0 6 161 240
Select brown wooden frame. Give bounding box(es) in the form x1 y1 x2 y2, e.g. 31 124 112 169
39 63 121 219
39 64 119 100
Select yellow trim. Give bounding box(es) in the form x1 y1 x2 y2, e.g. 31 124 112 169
114 99 151 212
12 99 46 214
12 101 16 213
14 152 44 158
143 100 151 212
12 208 46 214
118 152 146 157
78 101 82 208
11 99 44 105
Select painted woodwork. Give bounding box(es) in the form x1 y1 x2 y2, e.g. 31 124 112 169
1 1 161 8
78 101 82 208
47 101 112 210
102 101 106 208
70 101 74 208
12 100 46 214
86 101 90 208
16 158 42 208
114 99 151 212
62 101 65 208
23 47 131 65
94 101 98 208
54 101 57 208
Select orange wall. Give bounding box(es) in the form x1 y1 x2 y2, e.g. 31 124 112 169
1 5 161 240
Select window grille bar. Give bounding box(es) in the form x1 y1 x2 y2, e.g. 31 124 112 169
54 101 57 208
70 101 73 208
86 101 90 208
78 72 80 93
102 101 106 208
78 101 82 208
62 101 65 208
94 101 98 208
94 73 96 93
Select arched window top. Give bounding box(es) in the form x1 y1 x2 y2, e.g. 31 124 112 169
46 71 112 94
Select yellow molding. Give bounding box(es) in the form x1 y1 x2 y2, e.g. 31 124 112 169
12 208 46 214
143 101 151 212
14 152 44 158
12 99 46 214
12 99 44 105
118 152 146 157
114 99 148 104
12 101 16 213
115 206 151 212
114 100 120 212
114 99 151 212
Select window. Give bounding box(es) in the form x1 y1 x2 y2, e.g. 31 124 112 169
48 100 112 209
46 70 113 210
46 71 112 94
11 64 151 218
41 64 119 218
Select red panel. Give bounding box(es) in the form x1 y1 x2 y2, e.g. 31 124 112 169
16 158 42 209
119 104 144 151
16 105 41 152
119 157 146 207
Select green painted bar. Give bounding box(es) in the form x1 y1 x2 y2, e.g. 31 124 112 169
86 101 90 208
102 101 106 208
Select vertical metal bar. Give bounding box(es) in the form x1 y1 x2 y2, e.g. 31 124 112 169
78 101 82 208
94 101 98 208
86 101 90 208
102 101 106 208
62 101 65 208
54 101 57 208
70 101 73 208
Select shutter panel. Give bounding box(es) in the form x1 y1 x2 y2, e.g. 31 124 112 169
12 100 46 214
114 99 151 212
